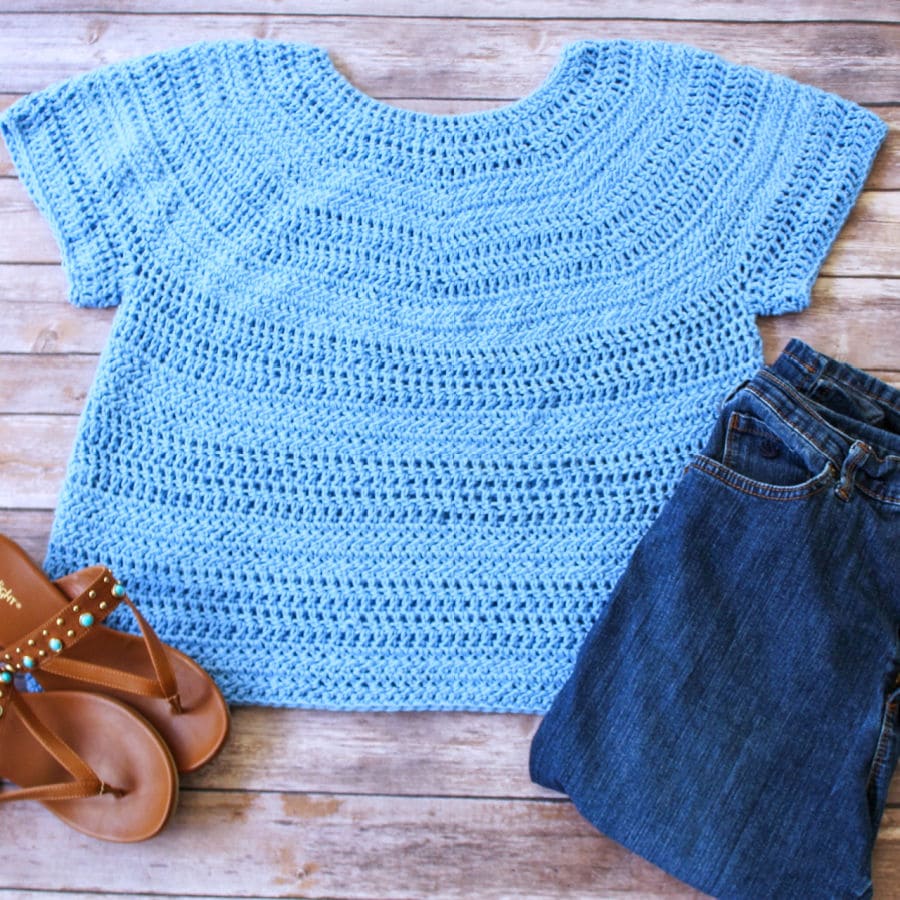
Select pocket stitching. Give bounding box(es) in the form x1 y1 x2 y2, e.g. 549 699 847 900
688 454 836 502
728 415 778 440
722 412 778 471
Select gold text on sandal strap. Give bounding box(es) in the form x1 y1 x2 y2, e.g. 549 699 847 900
0 580 21 610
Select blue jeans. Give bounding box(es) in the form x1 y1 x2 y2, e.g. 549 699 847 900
529 339 900 899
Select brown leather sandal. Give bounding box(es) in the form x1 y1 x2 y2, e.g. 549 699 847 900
0 682 178 841
0 534 230 773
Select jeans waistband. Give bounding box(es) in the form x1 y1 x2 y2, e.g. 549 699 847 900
737 339 900 506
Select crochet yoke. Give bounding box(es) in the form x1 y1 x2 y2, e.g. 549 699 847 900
0 38 887 710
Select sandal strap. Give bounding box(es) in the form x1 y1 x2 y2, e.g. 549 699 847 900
37 656 169 701
2 567 122 676
2 567 182 713
0 780 108 804
117 593 182 712
0 684 116 805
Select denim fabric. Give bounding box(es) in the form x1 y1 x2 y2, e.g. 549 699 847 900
529 339 900 899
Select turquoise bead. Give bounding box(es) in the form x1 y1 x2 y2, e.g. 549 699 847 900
0 671 12 683
22 656 34 669
112 583 126 597
79 612 95 627
49 638 63 652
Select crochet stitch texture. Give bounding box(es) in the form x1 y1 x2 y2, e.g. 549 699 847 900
0 37 887 710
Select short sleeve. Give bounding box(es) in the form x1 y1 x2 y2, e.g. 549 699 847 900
0 62 152 308
735 71 888 318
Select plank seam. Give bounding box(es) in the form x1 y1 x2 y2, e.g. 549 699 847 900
1 11 899 24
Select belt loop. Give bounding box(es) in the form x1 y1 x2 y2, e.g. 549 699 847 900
834 441 871 503
772 342 824 394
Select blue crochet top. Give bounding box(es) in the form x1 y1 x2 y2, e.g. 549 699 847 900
1 38 886 711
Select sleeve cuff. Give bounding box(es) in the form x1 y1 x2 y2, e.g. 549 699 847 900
744 88 888 318
0 80 125 309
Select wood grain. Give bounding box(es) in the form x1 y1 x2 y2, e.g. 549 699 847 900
0 355 99 413
1 1 897 21
0 509 54 560
0 790 898 898
0 17 896 101
1 790 709 898
0 895 228 900
0 414 73 508
179 709 547 797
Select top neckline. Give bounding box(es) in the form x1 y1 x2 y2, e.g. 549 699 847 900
252 38 647 160
311 38 596 124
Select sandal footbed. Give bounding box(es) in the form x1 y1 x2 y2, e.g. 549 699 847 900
0 690 178 842
37 627 231 773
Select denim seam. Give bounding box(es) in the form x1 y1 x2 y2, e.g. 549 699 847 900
782 347 819 376
728 380 899 503
817 372 900 416
856 482 900 507
781 344 900 415
688 456 835 501
761 373 900 466
724 414 769 469
722 412 740 470
750 373 900 471
865 697 899 820
728 415 777 440
849 442 897 466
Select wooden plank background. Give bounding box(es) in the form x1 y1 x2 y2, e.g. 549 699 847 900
0 2 897 898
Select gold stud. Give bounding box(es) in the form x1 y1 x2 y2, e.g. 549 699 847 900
88 590 96 599
15 648 20 654
0 705 4 718
56 618 64 626
42 629 49 636
2 654 8 660
99 601 107 610
38 650 45 657
103 576 110 583
14 665 21 671
67 629 75 637
27 639 35 647
73 605 80 613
